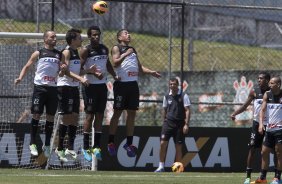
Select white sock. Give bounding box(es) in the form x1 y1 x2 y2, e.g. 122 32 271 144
159 162 164 168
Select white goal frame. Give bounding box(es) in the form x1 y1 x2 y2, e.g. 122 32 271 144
0 31 97 171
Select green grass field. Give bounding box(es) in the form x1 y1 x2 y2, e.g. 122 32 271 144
0 169 271 184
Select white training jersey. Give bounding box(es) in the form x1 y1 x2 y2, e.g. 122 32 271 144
265 90 282 132
114 45 139 82
83 44 109 84
57 46 81 87
253 87 269 125
34 48 62 86
253 99 267 125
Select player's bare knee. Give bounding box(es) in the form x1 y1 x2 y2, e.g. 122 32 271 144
85 114 94 123
32 114 41 120
46 114 55 122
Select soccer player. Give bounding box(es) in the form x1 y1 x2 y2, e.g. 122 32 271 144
55 28 96 162
107 29 161 157
80 25 119 162
154 78 191 172
230 72 271 184
254 76 282 184
14 30 88 158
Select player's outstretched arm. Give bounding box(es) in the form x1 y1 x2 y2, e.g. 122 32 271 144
230 89 254 120
14 51 39 85
140 64 161 78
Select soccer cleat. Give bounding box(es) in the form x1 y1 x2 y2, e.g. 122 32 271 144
244 178 250 184
29 144 38 156
65 149 77 160
42 145 51 158
81 148 92 162
92 148 102 161
270 178 280 184
107 143 117 156
154 167 165 173
250 178 267 184
123 143 137 157
55 148 68 162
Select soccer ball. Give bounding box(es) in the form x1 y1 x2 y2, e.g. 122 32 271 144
92 1 108 15
171 162 184 172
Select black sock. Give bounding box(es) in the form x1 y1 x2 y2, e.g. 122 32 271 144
83 132 90 150
93 132 102 148
126 136 133 145
58 124 67 151
108 134 115 144
260 169 267 180
30 119 39 145
68 125 77 150
246 168 252 178
274 168 278 178
275 170 281 180
44 121 54 146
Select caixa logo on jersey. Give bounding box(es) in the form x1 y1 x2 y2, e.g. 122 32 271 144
73 60 80 64
257 99 263 104
43 58 60 64
114 136 231 168
91 55 108 61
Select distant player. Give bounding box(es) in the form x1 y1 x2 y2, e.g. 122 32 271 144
230 72 271 184
154 78 191 172
254 76 282 184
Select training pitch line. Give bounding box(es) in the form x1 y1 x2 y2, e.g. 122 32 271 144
2 173 239 178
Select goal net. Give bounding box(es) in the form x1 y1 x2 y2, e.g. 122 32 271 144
0 32 96 170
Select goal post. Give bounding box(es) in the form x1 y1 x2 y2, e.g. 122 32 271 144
0 32 88 39
0 32 95 171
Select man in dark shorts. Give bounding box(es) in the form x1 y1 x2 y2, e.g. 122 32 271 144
80 26 118 162
14 30 87 158
107 29 161 157
55 28 93 162
231 72 271 184
255 76 282 184
154 78 191 172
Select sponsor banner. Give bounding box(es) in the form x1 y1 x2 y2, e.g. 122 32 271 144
0 123 275 171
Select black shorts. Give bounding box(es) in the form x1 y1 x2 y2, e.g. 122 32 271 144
31 85 58 115
57 86 80 114
248 120 265 148
263 130 282 149
82 84 108 113
160 119 185 144
113 81 139 110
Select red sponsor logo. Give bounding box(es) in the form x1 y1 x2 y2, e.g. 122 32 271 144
43 76 56 82
128 71 138 77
